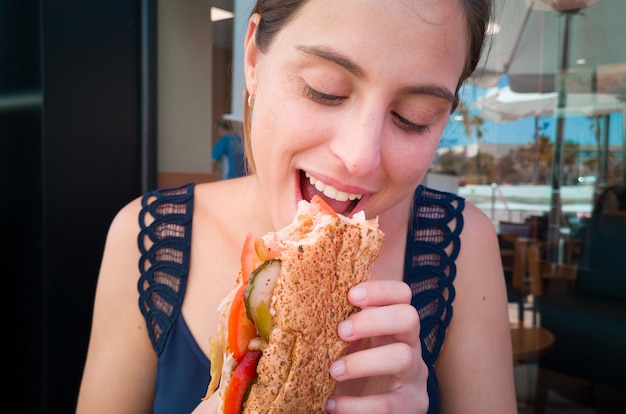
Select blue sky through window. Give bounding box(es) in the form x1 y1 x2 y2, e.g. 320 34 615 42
441 80 624 149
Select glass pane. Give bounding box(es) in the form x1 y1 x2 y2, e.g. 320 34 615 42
434 0 626 411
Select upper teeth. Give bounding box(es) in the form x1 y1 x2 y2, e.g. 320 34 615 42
305 172 362 202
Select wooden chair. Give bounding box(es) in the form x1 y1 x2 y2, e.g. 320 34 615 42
526 240 581 292
499 232 532 325
498 218 554 326
524 239 581 324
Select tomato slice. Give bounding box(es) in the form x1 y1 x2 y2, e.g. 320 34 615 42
311 194 339 218
228 283 257 361
241 232 261 284
223 350 261 414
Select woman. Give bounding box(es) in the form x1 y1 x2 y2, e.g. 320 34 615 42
76 0 517 413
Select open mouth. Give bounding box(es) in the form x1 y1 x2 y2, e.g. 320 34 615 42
299 170 362 216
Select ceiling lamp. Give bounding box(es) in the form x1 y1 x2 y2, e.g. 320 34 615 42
211 7 234 22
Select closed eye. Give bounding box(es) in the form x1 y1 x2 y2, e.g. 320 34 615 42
303 85 346 106
391 111 432 134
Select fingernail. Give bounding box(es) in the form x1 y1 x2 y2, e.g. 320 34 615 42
327 397 336 411
350 285 366 301
330 360 345 378
337 320 353 338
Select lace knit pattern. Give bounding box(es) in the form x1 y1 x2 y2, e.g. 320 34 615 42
138 184 194 356
405 186 464 368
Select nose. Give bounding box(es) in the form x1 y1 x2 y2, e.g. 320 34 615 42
329 108 384 176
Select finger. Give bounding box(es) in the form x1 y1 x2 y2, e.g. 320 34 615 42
348 280 412 308
330 342 421 381
328 387 429 414
338 304 420 346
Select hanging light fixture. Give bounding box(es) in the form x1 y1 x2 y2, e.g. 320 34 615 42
211 7 234 22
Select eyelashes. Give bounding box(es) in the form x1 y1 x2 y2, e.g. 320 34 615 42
304 84 432 135
303 84 346 105
391 111 432 134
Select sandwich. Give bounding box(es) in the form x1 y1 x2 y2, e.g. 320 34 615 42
203 195 384 413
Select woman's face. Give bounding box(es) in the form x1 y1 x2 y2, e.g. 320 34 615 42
244 0 468 227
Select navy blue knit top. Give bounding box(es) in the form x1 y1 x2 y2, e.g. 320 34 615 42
138 184 464 414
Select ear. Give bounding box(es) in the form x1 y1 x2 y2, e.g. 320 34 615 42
244 13 261 97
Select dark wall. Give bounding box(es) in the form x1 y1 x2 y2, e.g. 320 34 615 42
2 1 156 412
1 1 45 411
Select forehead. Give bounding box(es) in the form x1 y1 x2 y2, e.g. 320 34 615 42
299 0 466 25
271 0 468 86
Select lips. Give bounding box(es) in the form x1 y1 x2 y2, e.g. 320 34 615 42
299 171 362 216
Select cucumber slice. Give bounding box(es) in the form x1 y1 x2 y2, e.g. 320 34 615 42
244 259 281 331
255 300 272 342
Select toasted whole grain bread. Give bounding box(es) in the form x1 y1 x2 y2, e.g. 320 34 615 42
216 199 384 414
245 215 383 413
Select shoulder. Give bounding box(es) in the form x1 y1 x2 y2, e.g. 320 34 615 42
98 193 151 295
420 193 507 327
76 193 160 412
456 201 501 285
436 200 517 411
459 201 496 240
449 198 508 336
106 195 145 255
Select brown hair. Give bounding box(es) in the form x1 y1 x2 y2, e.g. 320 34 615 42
242 0 493 173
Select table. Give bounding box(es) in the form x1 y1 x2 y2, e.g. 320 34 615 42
511 325 556 408
539 262 577 282
511 325 555 362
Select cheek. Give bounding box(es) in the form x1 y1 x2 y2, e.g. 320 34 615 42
384 127 443 187
248 99 306 174
252 84 324 160
386 145 438 185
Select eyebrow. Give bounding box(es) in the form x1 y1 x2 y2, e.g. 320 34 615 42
296 45 365 78
403 85 457 105
295 44 457 105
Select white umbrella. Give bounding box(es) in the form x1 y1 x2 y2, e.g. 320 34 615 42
475 86 623 123
475 87 555 123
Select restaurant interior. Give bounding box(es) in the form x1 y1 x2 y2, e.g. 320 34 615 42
463 0 626 412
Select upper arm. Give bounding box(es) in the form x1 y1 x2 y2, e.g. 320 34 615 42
76 197 157 414
435 202 517 413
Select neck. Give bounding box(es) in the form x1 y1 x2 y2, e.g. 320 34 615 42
370 195 412 281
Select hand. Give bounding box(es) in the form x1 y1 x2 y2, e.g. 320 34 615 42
191 391 221 414
328 280 429 414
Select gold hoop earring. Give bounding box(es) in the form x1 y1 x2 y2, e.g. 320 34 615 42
248 94 255 111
